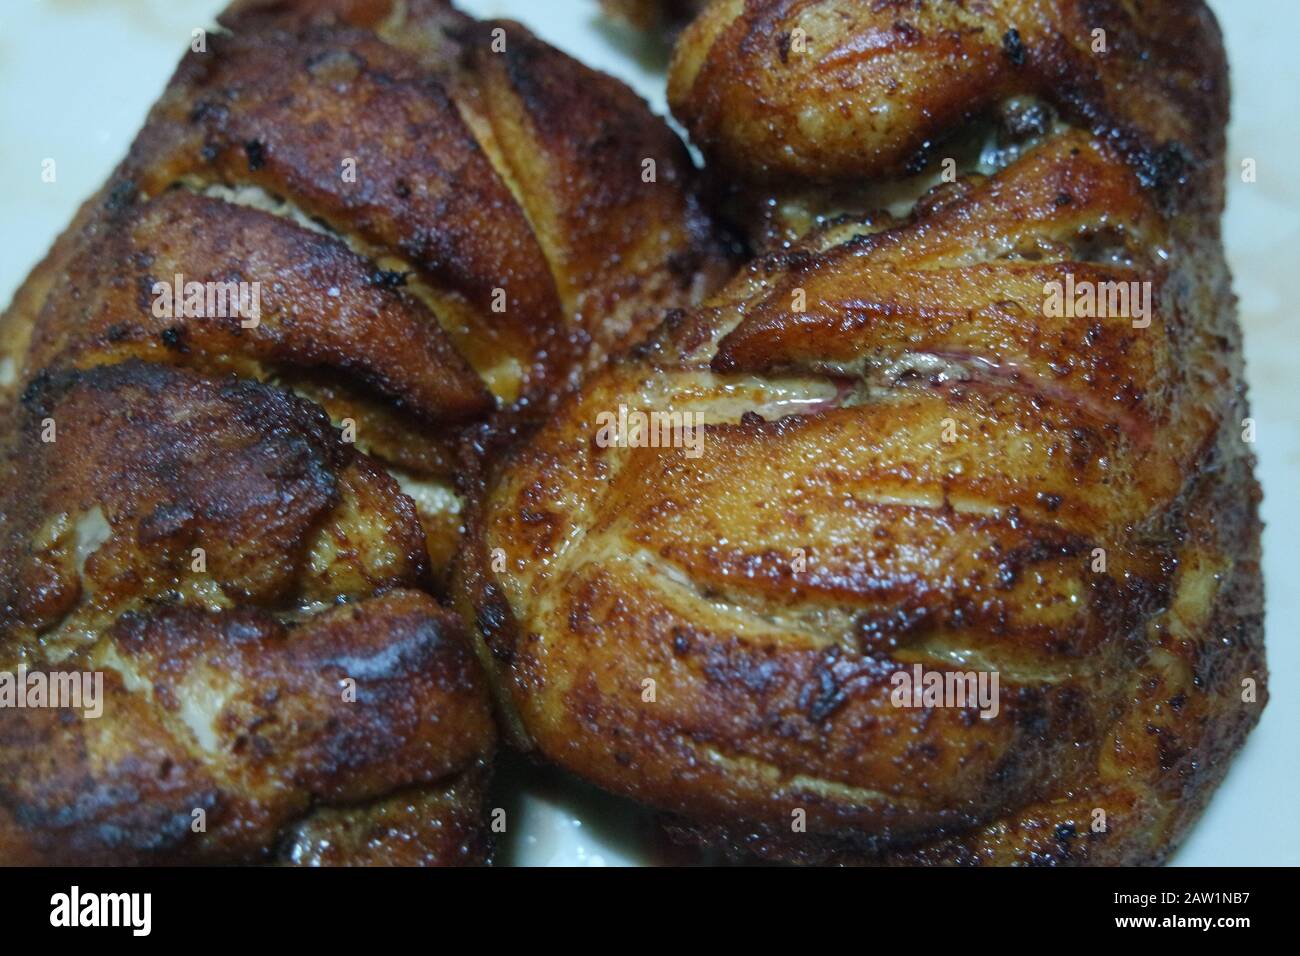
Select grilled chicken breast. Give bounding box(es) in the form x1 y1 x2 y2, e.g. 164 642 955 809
458 0 1266 863
0 0 725 864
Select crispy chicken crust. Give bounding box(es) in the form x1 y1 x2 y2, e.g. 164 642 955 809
0 0 726 864
459 0 1265 864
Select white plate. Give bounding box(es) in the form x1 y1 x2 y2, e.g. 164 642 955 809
1 0 1294 866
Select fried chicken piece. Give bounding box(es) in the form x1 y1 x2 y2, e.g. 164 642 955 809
0 362 494 864
669 0 1231 248
2 0 728 588
0 0 727 864
457 0 1265 864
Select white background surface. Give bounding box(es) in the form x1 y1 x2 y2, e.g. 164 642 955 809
1 0 1294 866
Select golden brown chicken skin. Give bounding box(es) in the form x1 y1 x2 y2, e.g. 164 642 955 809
458 0 1265 864
0 0 726 865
